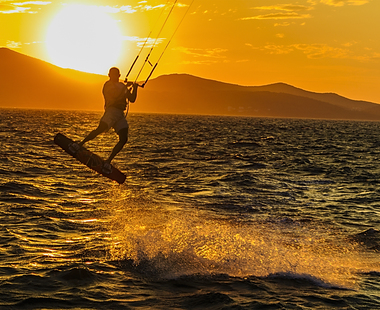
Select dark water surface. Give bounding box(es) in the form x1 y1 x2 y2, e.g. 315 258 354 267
1 108 379 309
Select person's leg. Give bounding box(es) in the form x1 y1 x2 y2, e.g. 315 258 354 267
106 127 128 164
79 122 108 146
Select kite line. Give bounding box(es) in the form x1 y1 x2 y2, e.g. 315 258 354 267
125 0 195 87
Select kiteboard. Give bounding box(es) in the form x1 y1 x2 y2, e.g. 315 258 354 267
54 133 126 184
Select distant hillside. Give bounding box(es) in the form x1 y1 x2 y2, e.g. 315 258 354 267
1 48 380 120
0 48 105 110
138 74 380 120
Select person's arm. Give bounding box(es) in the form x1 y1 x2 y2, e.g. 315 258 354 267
127 83 139 103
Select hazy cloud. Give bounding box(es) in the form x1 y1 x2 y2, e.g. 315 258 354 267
241 3 313 21
25 1 188 16
293 43 349 59
12 1 51 5
0 1 50 14
174 46 228 61
124 36 164 48
104 2 188 14
173 46 230 65
252 4 313 11
101 5 136 14
252 42 377 61
241 13 312 20
0 4 28 13
0 1 187 15
320 0 369 6
261 43 347 59
133 3 165 12
274 22 293 27
6 40 22 48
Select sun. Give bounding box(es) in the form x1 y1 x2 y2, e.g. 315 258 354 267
46 4 124 75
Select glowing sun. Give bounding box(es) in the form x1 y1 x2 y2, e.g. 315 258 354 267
46 4 123 75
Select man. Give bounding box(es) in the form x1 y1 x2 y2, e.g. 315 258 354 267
70 67 138 174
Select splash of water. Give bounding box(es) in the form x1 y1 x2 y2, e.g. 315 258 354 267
106 198 376 288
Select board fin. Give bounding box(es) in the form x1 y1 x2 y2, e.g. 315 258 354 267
54 133 126 184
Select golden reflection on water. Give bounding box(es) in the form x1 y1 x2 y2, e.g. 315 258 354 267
107 198 379 289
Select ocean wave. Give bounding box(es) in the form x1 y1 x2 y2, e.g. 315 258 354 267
1 110 380 309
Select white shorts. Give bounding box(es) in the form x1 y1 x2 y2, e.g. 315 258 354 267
100 107 129 133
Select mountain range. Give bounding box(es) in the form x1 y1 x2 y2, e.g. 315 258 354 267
1 47 380 121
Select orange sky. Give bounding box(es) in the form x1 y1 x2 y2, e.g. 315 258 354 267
1 0 379 103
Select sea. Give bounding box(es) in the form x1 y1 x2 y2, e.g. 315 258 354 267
1 108 379 310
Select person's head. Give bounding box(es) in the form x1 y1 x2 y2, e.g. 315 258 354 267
108 67 121 81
